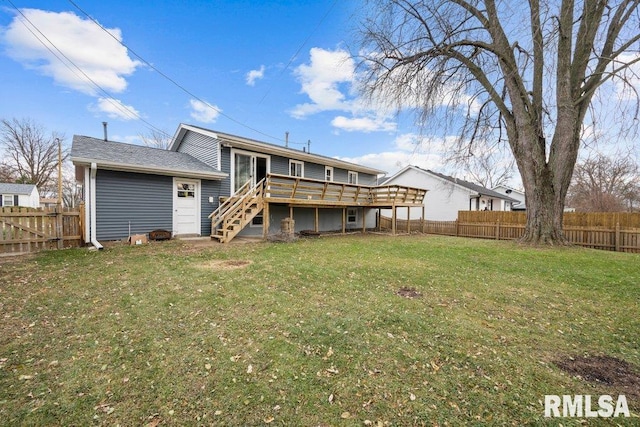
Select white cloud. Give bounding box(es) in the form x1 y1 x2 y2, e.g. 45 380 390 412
290 47 357 118
246 65 265 86
189 99 221 123
336 133 450 175
331 116 396 133
2 9 141 95
91 97 140 120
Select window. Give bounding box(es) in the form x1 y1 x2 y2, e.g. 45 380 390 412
347 208 357 224
176 182 195 198
325 166 334 182
347 171 358 185
289 160 304 177
2 194 14 207
251 214 264 227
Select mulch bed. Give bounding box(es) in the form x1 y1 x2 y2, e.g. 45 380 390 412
555 355 640 406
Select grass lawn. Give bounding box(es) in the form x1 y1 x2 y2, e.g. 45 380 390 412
0 234 638 426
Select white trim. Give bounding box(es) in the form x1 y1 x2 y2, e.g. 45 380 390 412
325 166 334 182
71 157 227 180
89 163 103 249
348 171 358 185
172 177 202 236
84 167 91 243
230 148 271 195
289 159 304 177
346 207 358 224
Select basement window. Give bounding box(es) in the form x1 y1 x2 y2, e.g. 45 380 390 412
347 208 357 224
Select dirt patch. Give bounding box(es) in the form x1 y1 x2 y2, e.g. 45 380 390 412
196 259 252 270
396 287 422 299
555 355 640 405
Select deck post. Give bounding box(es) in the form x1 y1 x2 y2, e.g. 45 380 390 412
342 208 346 234
421 205 425 233
362 208 366 234
392 205 397 235
289 206 294 220
314 207 319 232
263 202 270 239
407 206 411 233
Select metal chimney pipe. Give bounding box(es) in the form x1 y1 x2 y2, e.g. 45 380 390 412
285 131 289 148
102 122 108 141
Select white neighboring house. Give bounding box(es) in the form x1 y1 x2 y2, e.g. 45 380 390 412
0 183 41 208
492 185 526 211
381 166 519 221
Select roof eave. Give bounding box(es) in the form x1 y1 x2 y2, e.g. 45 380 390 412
71 157 227 180
175 125 385 175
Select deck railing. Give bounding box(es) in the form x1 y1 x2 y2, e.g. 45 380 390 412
264 174 426 207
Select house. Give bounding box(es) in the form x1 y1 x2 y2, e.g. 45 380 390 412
0 183 40 208
71 124 426 245
380 166 518 221
492 185 526 211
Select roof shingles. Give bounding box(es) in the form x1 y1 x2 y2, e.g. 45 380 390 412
71 136 223 177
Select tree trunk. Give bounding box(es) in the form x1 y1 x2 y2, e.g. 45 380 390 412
511 123 573 246
519 171 568 245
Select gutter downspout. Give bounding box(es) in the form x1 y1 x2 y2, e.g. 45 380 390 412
90 163 104 250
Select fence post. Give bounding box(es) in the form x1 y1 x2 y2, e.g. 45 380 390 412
615 222 620 252
495 220 500 240
56 205 64 249
455 219 459 236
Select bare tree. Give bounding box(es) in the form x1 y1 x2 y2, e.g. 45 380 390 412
567 153 639 212
0 118 66 189
459 141 515 188
0 163 15 182
139 129 172 150
61 162 82 208
356 0 640 244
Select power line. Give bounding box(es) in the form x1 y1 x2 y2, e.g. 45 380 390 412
66 0 306 145
4 0 171 138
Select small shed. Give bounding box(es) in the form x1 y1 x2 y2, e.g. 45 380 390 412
0 183 40 208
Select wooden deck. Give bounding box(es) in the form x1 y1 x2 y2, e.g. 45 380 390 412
264 174 426 207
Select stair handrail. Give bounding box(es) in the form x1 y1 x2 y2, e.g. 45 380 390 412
222 179 265 229
208 179 253 227
211 178 265 231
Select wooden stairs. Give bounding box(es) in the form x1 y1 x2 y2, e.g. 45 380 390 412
209 179 265 243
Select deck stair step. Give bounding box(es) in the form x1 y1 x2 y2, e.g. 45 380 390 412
208 179 265 243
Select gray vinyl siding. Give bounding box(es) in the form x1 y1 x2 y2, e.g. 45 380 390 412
333 169 377 185
95 170 173 241
220 146 231 198
176 130 220 170
269 154 289 176
95 169 220 240
239 205 377 237
200 179 222 236
221 146 377 186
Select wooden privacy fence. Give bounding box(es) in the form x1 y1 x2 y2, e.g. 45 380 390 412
0 206 84 254
380 211 640 253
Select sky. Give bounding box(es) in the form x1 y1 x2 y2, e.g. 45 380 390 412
0 0 452 178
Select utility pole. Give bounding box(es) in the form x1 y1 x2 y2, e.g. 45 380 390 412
56 138 63 249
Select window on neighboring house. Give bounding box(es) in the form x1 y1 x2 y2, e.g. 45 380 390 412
325 166 334 182
2 194 15 207
289 160 304 177
347 207 357 224
347 171 358 185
